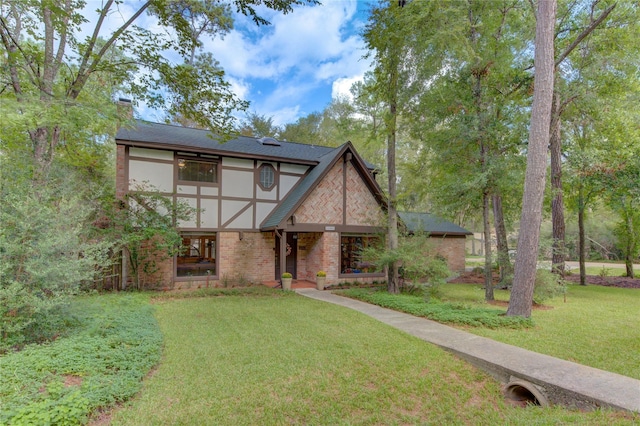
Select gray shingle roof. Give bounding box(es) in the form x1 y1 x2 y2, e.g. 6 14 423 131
116 120 348 164
398 212 472 236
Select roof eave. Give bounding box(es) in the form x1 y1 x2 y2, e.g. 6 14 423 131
116 138 319 166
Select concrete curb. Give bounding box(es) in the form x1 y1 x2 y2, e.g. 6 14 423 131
295 288 640 413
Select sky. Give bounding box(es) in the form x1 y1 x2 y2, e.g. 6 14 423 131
85 0 375 127
206 0 374 126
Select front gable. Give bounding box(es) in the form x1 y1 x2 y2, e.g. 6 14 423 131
263 144 386 232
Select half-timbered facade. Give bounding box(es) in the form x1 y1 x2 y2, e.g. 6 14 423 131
116 120 387 289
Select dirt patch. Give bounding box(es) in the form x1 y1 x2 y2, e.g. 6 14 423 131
563 274 640 288
450 271 640 289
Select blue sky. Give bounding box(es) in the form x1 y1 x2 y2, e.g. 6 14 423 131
207 0 374 126
87 0 375 127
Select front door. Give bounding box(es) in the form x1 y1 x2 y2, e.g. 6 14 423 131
275 232 297 279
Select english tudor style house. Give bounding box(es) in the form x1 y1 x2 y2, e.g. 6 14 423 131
115 120 470 289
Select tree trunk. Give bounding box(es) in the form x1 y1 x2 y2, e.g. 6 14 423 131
624 207 635 278
387 65 399 295
483 190 494 301
578 186 587 286
492 193 512 286
549 92 566 276
30 125 61 181
507 0 556 318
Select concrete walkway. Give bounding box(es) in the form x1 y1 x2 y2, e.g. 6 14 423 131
295 288 640 413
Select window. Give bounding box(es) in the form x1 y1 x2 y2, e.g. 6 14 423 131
177 234 216 277
178 159 217 183
258 164 275 190
340 235 379 274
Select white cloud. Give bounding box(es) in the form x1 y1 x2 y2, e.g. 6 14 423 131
332 74 364 101
202 0 371 122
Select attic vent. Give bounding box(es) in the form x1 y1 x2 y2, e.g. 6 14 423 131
257 137 281 146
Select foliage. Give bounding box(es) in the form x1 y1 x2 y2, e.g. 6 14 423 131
102 183 196 290
0 294 162 425
533 270 566 305
341 288 532 329
0 0 318 178
281 272 292 278
359 231 451 297
0 164 112 350
316 270 326 277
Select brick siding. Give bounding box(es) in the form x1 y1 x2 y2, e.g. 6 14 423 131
429 236 467 272
295 162 343 224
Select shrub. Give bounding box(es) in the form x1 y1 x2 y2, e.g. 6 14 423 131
282 272 292 278
359 232 452 294
316 271 327 277
533 269 565 305
0 294 162 425
0 179 111 351
341 289 532 329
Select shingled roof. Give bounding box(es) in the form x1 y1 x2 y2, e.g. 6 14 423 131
398 212 472 236
116 120 375 168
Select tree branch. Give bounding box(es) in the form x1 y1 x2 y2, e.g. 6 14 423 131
69 1 153 99
555 3 616 67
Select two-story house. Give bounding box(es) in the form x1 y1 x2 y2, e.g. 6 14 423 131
115 120 388 289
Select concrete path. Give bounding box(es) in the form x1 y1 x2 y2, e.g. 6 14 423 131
295 288 640 413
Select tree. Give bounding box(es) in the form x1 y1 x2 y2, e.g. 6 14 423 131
0 0 317 180
549 0 619 275
0 159 112 350
507 0 557 318
363 2 410 294
237 111 280 137
105 184 197 290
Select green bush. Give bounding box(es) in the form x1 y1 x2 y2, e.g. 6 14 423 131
533 269 566 305
0 179 112 351
0 294 162 425
341 288 532 329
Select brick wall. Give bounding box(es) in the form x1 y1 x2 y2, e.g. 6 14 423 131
218 231 275 283
295 162 343 224
429 236 468 272
116 145 127 200
346 162 384 226
297 232 322 281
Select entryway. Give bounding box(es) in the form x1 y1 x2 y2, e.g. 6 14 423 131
275 232 297 279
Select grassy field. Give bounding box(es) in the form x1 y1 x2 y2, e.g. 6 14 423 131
108 291 638 425
439 283 640 380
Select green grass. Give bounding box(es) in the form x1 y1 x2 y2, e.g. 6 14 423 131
0 293 162 425
439 283 640 380
109 291 637 425
339 288 533 328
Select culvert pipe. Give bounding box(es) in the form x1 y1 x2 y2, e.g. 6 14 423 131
504 379 549 407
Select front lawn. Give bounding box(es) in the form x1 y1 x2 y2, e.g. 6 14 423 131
439 283 640 379
108 290 636 425
0 294 162 425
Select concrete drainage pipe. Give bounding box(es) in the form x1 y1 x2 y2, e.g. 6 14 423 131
504 379 549 407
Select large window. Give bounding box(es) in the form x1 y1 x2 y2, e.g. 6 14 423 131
177 234 216 277
178 159 217 183
340 235 378 274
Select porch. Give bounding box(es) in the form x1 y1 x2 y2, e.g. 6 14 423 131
263 279 318 289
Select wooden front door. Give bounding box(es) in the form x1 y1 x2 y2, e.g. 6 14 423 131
275 232 297 279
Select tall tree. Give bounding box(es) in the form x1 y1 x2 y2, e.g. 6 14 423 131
549 0 618 275
363 2 406 294
0 0 316 180
507 0 557 318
